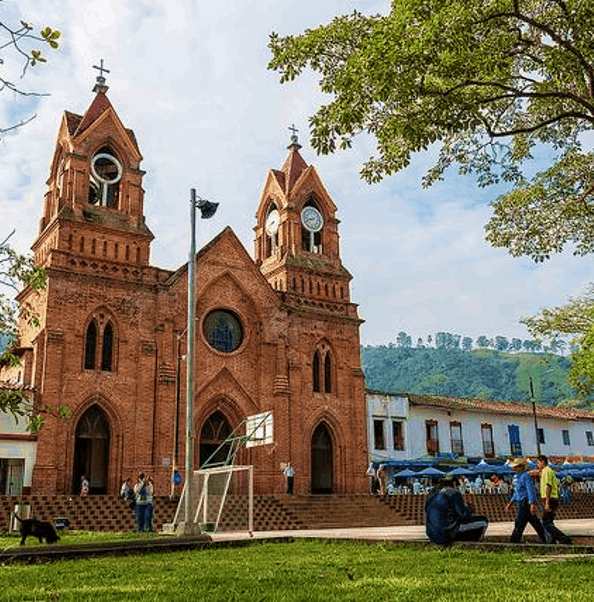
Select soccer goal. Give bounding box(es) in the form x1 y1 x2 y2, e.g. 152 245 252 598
169 411 272 535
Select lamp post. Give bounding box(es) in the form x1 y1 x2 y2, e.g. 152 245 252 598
184 188 219 535
529 376 541 456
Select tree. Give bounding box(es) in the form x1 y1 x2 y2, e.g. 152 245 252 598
494 335 510 352
477 335 490 349
462 336 472 352
396 330 412 348
269 1 594 262
510 338 523 353
0 231 66 431
0 11 61 136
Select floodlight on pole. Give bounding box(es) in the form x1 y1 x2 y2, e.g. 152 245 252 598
184 188 219 535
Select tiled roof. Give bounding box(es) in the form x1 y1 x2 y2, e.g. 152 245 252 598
64 111 82 135
408 393 594 421
271 169 285 192
74 91 113 136
280 145 308 195
0 380 35 392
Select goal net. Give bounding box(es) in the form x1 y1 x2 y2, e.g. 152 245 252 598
173 465 253 534
169 411 271 535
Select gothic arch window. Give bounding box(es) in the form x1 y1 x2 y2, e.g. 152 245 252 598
101 322 114 372
88 146 122 209
84 314 117 372
84 320 98 370
264 202 279 258
301 197 323 253
199 411 233 467
103 241 107 257
313 342 334 395
68 234 73 250
324 354 332 393
313 351 321 393
80 237 85 253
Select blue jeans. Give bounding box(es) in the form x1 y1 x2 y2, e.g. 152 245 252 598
135 503 150 532
510 501 547 543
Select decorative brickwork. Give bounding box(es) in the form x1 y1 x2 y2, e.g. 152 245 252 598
3 89 368 498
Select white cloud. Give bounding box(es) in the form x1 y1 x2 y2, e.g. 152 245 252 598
1 0 591 350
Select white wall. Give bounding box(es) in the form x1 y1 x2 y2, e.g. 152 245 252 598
366 392 594 462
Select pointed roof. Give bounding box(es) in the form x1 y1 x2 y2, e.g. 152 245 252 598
280 144 309 195
74 91 114 136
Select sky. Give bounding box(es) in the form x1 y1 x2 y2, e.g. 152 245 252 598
1 0 592 348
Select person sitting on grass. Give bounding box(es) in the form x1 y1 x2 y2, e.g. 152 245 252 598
425 473 488 545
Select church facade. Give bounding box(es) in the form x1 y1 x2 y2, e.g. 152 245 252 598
2 81 368 496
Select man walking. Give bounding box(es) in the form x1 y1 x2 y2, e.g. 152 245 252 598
535 455 571 545
425 474 488 545
505 458 548 543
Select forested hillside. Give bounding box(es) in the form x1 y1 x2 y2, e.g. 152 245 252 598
361 345 580 406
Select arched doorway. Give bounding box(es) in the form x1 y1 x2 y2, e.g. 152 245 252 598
73 405 110 494
199 411 233 467
311 422 333 494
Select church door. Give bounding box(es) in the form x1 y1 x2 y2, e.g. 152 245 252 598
199 411 233 468
73 405 110 494
311 422 333 494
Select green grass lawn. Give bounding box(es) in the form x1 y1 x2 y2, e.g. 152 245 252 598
1 535 593 601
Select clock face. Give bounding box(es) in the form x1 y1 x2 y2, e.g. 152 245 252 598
265 209 280 236
301 206 323 232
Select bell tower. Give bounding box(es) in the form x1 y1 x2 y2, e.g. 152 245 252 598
33 63 153 269
254 128 353 308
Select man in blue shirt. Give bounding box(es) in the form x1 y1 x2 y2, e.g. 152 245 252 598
505 458 548 543
425 474 488 545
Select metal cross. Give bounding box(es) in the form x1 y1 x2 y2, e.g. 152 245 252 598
288 124 299 137
93 59 110 78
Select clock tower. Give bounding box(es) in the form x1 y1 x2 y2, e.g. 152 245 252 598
254 131 354 311
254 130 366 495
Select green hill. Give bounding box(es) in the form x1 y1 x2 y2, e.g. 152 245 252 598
360 345 579 405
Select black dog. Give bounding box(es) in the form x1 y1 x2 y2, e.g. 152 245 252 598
14 515 60 545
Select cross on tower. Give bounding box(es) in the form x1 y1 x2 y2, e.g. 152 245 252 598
288 124 301 148
92 59 110 94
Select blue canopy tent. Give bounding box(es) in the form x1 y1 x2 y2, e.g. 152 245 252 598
394 468 419 479
419 467 445 478
448 467 473 476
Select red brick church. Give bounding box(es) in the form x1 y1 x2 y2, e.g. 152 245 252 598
5 77 368 497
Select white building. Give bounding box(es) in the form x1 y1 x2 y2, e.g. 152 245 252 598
0 361 37 495
367 390 594 464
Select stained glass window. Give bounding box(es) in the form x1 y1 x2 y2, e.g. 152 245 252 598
203 310 243 352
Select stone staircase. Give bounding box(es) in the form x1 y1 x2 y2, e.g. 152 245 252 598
1 492 593 533
279 495 401 529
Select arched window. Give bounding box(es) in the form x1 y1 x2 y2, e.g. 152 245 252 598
313 351 321 393
199 411 233 467
301 198 323 253
324 353 332 393
84 315 117 372
84 321 97 370
101 322 114 371
264 203 279 258
88 146 121 208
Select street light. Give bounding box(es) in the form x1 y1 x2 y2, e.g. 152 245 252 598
529 376 541 456
184 188 219 535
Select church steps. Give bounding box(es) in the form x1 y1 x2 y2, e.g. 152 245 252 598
1 493 592 533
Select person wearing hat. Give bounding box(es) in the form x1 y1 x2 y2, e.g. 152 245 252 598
505 458 548 543
425 473 488 545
